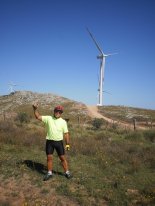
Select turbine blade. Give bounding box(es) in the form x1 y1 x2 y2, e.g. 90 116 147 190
86 27 103 55
105 52 118 56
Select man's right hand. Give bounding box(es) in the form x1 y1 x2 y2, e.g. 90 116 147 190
32 102 39 110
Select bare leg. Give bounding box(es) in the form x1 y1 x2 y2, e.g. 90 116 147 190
47 154 53 172
59 155 69 172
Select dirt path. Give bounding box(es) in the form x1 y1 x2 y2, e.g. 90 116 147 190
86 105 146 130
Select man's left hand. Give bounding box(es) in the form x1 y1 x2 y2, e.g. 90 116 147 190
65 144 70 151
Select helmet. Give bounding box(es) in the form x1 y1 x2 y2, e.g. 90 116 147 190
54 105 64 113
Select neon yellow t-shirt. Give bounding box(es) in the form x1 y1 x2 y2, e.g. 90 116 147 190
42 116 68 141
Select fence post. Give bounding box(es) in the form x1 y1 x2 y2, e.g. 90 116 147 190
133 118 136 131
78 116 80 127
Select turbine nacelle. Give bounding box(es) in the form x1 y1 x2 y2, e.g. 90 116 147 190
97 54 104 59
97 52 117 59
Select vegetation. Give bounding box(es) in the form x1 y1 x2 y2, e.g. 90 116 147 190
0 115 155 206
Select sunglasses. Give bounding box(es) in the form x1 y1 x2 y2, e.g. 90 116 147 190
54 110 62 114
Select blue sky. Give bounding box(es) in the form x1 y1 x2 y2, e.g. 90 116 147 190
0 0 155 109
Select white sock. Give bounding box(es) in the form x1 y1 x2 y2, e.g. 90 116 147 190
66 170 70 174
48 171 52 175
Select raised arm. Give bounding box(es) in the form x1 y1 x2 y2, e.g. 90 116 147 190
32 103 42 121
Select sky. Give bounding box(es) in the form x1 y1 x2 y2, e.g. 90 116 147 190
0 0 155 110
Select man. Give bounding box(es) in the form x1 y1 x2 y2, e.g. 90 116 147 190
32 103 71 181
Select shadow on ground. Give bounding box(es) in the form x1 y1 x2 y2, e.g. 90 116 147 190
20 160 64 176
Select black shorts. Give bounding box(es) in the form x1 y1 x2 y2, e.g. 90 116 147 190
46 140 65 156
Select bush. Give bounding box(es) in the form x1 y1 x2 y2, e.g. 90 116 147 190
16 112 30 124
92 118 104 130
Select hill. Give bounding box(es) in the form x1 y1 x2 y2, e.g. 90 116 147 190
0 91 90 123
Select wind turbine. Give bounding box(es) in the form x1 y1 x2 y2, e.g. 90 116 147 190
87 27 116 106
8 82 17 94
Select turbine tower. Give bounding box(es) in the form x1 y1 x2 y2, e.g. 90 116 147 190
87 28 116 106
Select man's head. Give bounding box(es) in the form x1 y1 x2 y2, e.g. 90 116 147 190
54 105 63 118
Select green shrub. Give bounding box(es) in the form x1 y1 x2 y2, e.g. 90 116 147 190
92 118 104 130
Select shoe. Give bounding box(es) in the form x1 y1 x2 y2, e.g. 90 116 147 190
43 173 53 181
65 172 72 179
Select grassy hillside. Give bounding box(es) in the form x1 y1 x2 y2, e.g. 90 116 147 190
0 118 155 206
0 91 155 205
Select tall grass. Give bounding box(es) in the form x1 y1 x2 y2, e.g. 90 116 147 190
0 120 45 149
